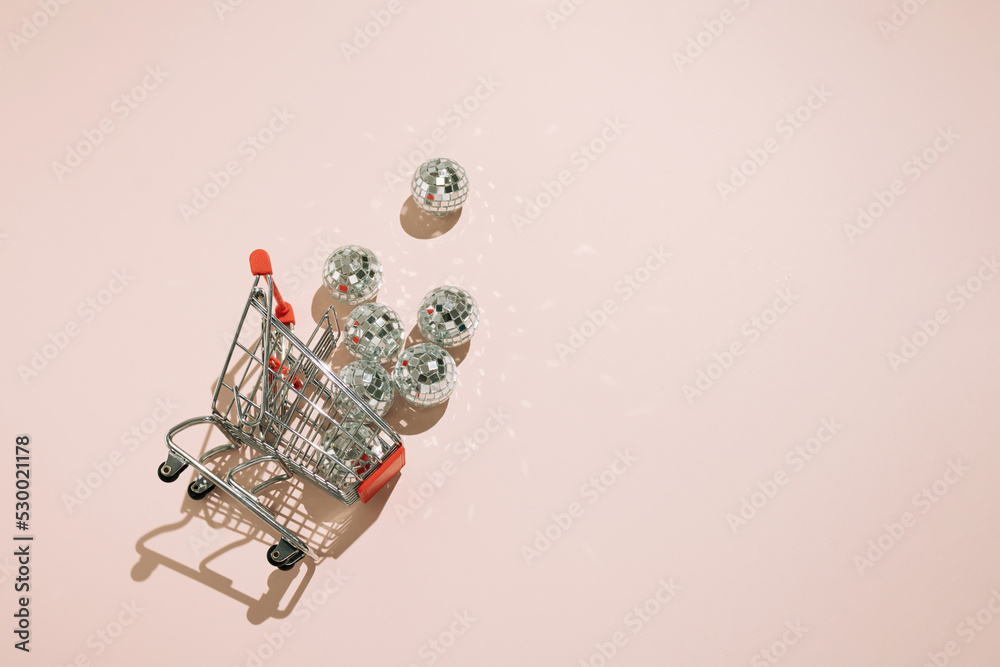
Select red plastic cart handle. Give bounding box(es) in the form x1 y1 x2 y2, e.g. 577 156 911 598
249 249 295 327
357 446 406 503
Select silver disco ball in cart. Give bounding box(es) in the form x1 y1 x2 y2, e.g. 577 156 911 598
344 302 405 363
337 359 394 419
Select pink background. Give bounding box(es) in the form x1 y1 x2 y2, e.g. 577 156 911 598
3 1 1000 665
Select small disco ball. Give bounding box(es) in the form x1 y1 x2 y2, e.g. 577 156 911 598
322 245 383 305
411 158 469 216
417 285 480 348
344 303 405 363
337 359 394 419
316 421 376 484
393 343 457 408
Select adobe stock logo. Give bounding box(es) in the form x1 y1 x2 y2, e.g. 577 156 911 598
52 66 169 183
683 288 798 403
393 408 510 524
278 230 341 293
672 0 759 73
886 254 997 371
716 85 833 202
843 126 958 244
179 107 294 222
551 245 670 365
750 621 808 667
521 450 638 565
340 0 406 63
545 0 590 30
852 459 969 576
18 269 134 384
56 600 145 667
511 117 626 233
877 0 934 39
233 569 350 667
62 398 178 513
726 417 843 533
406 611 477 667
578 579 682 667
213 0 249 20
7 0 73 53
921 589 1000 667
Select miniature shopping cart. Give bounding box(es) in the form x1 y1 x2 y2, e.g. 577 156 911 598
157 249 405 570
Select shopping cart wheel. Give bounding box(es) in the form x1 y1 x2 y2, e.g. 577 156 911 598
157 455 188 483
266 540 305 570
187 477 215 501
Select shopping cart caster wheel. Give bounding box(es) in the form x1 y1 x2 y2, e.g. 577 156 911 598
266 541 305 570
187 477 215 500
157 460 188 483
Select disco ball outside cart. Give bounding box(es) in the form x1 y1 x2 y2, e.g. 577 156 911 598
411 158 469 216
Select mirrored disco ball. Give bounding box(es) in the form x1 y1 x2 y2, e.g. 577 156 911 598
337 359 394 419
322 245 383 305
315 421 376 485
393 343 457 408
344 303 404 363
417 285 480 348
411 158 469 216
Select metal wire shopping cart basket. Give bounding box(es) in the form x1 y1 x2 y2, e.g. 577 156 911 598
157 249 405 570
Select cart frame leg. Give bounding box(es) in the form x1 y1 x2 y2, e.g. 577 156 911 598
162 415 312 561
